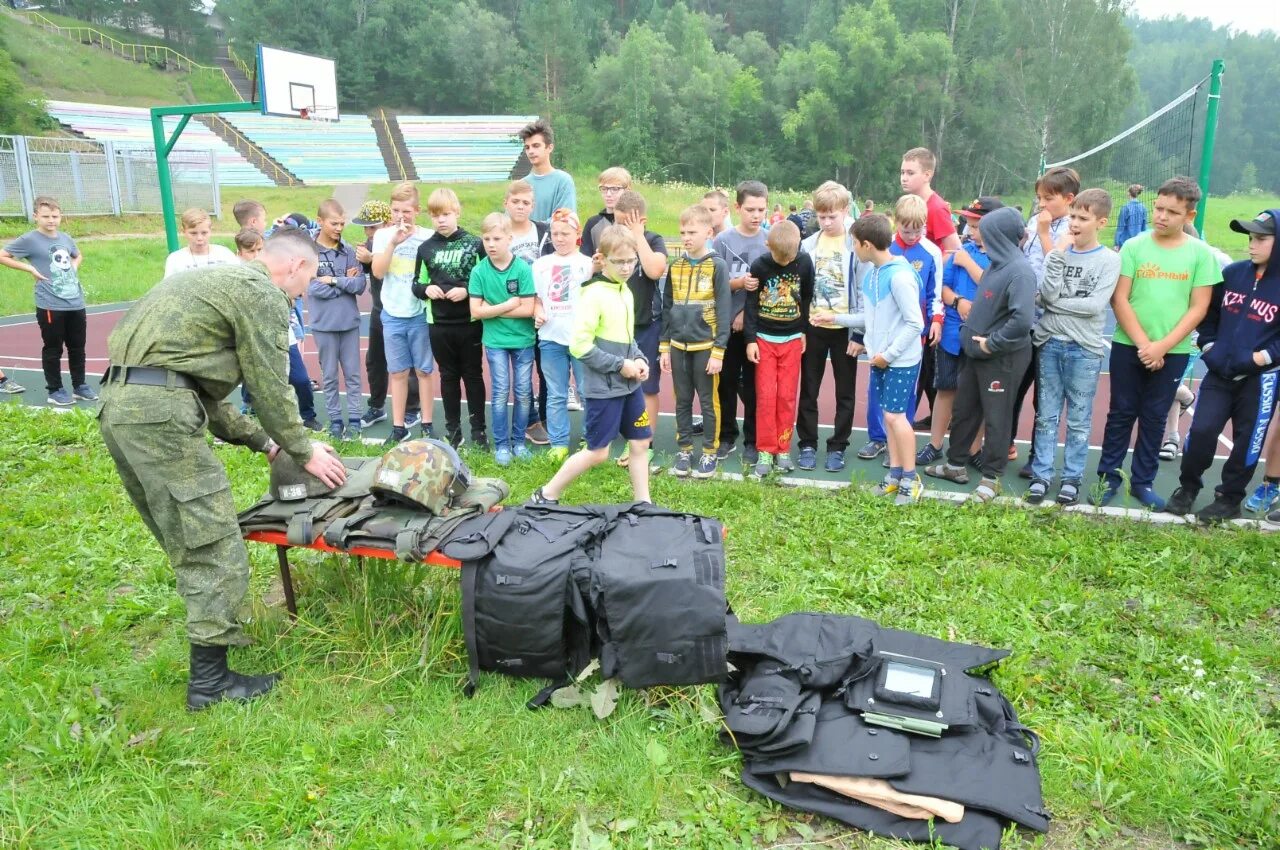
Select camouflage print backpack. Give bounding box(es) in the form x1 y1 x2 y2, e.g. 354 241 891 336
371 439 471 515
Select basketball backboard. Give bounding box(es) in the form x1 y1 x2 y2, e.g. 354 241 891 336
256 45 339 122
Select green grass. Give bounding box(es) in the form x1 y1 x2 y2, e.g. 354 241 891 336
28 10 216 62
4 12 234 107
0 403 1277 848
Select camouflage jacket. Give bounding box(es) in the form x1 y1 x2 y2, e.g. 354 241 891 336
106 261 313 464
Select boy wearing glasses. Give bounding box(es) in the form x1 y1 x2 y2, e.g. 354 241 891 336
581 167 632 258
531 225 654 504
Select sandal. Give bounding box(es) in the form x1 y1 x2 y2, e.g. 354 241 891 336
1056 481 1080 506
923 462 970 484
967 478 1001 504
1158 437 1179 462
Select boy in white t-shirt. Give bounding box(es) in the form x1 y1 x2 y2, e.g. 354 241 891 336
164 208 236 278
532 208 594 459
371 182 435 445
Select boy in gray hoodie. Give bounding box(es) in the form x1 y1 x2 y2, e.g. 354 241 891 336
923 206 1035 502
814 214 924 504
306 200 368 440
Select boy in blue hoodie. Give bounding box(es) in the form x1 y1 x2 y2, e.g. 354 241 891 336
1165 209 1278 523
815 214 925 504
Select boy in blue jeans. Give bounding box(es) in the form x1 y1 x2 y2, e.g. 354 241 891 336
532 225 653 505
1094 177 1220 509
1026 189 1121 506
469 213 537 466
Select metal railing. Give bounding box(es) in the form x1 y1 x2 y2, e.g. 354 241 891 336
226 42 255 86
22 11 243 102
379 109 408 180
200 114 298 187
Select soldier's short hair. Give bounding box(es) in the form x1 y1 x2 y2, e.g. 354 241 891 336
264 228 319 262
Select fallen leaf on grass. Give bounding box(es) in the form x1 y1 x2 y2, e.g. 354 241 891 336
590 679 619 719
126 728 162 748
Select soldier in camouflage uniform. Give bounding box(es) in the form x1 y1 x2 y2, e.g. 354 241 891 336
98 229 348 710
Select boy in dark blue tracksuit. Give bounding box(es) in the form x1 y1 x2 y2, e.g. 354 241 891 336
1166 209 1279 523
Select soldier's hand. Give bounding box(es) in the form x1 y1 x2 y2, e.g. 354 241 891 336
305 441 347 488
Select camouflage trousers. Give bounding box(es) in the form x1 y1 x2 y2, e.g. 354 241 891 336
98 383 251 646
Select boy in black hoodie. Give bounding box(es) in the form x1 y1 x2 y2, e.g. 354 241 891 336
1165 209 1279 523
922 206 1035 502
414 189 486 448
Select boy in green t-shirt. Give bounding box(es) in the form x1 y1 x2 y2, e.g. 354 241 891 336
468 213 537 466
1093 176 1222 509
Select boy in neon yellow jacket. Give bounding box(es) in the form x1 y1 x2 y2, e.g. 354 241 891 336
531 225 652 504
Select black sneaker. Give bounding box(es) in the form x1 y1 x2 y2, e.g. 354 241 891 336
383 425 409 447
1163 486 1198 516
471 432 489 451
420 423 435 440
529 486 559 506
715 442 736 461
1195 496 1241 525
446 430 464 449
743 445 759 466
691 416 704 435
360 406 387 427
301 418 323 432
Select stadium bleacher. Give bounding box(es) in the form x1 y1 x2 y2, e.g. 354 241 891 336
44 100 273 187
397 115 535 182
221 113 389 184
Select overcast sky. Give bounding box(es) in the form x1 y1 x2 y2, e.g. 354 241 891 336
1129 0 1279 34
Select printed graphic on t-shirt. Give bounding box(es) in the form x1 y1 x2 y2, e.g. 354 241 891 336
511 229 540 264
1065 258 1104 298
761 272 803 321
545 263 574 317
47 245 81 301
813 249 847 311
1135 261 1189 283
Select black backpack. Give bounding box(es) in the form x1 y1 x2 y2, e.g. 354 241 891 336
584 504 727 688
444 503 729 701
448 506 612 701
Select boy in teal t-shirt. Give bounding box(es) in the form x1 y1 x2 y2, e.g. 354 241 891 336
468 213 537 465
1094 177 1221 509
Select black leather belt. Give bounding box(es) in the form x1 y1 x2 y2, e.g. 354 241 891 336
104 365 198 391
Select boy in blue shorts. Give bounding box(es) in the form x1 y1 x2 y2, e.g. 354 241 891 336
815 214 925 504
532 225 653 505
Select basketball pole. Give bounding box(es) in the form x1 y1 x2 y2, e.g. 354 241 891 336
150 101 261 252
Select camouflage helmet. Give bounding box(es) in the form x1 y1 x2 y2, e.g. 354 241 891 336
270 451 334 501
371 439 472 514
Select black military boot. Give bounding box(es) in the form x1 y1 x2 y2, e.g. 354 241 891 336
186 644 280 711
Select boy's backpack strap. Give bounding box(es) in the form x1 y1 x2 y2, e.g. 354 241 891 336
461 559 481 697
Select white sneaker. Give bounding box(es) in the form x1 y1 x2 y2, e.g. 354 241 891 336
566 385 582 412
